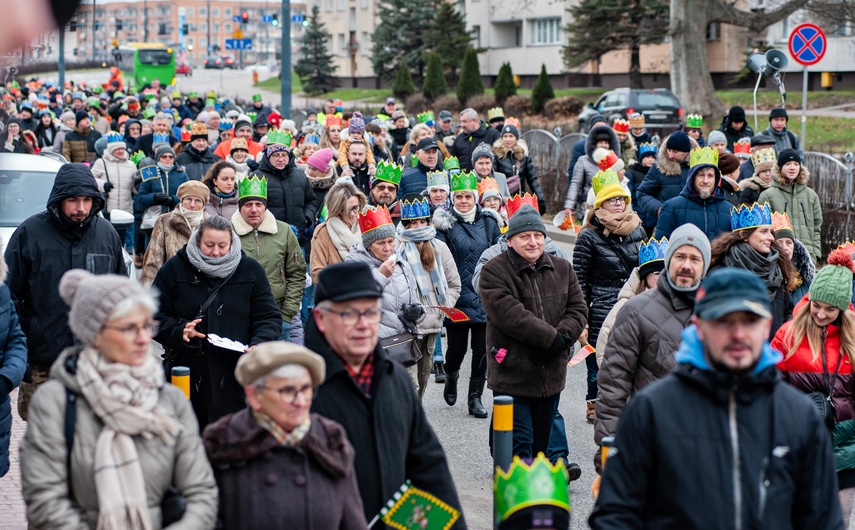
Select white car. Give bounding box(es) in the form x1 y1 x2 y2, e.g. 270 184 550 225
0 153 134 276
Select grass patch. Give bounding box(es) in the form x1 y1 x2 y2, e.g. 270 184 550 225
717 89 855 111
255 70 303 93
802 116 855 152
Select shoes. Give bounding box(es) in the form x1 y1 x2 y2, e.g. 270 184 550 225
133 253 144 269
443 370 459 406
565 462 582 482
586 400 596 424
468 377 488 418
434 362 446 384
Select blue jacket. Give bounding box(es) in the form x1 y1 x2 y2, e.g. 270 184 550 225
654 164 733 241
0 282 27 477
133 166 190 217
636 134 698 222
398 161 440 199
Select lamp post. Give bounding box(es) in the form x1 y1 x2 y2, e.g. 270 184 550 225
143 0 148 41
280 0 290 118
207 0 211 53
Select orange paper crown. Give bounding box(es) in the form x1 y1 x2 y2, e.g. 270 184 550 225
180 129 191 142
326 116 343 128
358 205 393 234
505 117 521 129
506 193 539 218
613 119 630 134
734 140 751 155
596 150 621 171
628 113 645 127
477 177 500 197
771 212 792 233
837 241 855 257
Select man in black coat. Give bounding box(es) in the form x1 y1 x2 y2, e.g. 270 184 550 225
590 268 843 530
308 262 465 528
133 112 179 157
255 143 319 247
5 163 127 420
449 108 500 172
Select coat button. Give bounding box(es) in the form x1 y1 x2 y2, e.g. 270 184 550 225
293 474 307 487
265 473 278 486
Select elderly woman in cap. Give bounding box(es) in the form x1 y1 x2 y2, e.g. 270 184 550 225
203 343 367 529
140 180 210 284
21 270 218 529
202 160 240 219
310 181 366 284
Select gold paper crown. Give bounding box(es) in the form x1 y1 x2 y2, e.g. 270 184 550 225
190 122 207 137
629 112 645 127
772 212 793 233
751 147 777 168
686 114 703 128
267 129 293 146
487 107 505 122
689 146 719 168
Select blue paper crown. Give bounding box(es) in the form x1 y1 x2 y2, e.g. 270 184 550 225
731 202 773 231
219 122 233 131
639 237 668 265
638 142 657 157
304 133 320 145
152 132 170 144
105 132 124 144
400 197 432 221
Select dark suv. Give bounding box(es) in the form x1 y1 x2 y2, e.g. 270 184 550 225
578 88 684 133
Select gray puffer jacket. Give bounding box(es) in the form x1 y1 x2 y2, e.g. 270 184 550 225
345 242 423 339
20 347 219 529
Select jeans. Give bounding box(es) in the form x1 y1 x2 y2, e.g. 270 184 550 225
445 323 486 379
279 320 292 342
299 247 313 323
434 333 444 363
547 397 570 464
489 393 560 460
586 353 598 401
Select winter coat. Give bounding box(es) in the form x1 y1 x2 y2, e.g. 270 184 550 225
433 207 502 324
654 164 733 241
760 125 804 161
618 134 637 167
52 123 73 154
256 155 319 238
626 163 658 228
233 210 306 323
398 161 441 199
572 215 646 346
0 260 26 478
345 242 421 339
594 277 695 453
493 140 546 211
61 127 102 163
566 138 586 191
134 165 190 218
0 131 32 154
20 347 219 529
204 410 367 530
123 119 140 151
590 326 843 530
395 236 461 335
565 126 621 211
774 296 855 485
636 134 699 223
91 114 111 136
790 239 815 303
34 122 58 149
595 268 642 365
175 145 221 181
758 165 822 262
153 248 282 425
336 162 372 197
306 318 466 528
139 209 198 284
134 132 179 158
309 221 354 284
717 119 754 151
480 248 588 398
719 175 742 207
448 120 501 172
472 235 569 296
204 192 239 220
5 165 127 366
738 176 771 205
738 158 755 183
91 152 137 214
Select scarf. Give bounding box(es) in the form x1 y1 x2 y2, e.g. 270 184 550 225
396 225 449 305
748 175 773 190
214 186 237 199
326 216 361 259
75 346 180 530
179 205 204 228
186 227 243 278
593 209 641 236
724 242 784 297
253 410 311 446
157 162 174 173
226 155 250 175
453 206 477 224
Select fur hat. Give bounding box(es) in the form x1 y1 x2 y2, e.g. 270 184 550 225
717 152 740 176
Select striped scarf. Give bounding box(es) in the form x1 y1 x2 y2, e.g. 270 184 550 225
396 225 448 305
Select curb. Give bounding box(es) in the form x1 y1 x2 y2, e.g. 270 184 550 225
545 223 577 245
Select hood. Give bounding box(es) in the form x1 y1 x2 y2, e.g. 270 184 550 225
49 346 86 393
791 239 816 286
258 151 296 175
674 324 781 376
431 207 455 232
492 138 528 160
47 163 105 215
480 208 503 226
771 163 809 187
681 163 724 202
585 125 620 158
655 134 700 176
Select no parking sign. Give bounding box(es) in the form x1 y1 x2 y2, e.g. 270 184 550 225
789 23 826 66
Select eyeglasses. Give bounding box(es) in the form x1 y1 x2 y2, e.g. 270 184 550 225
605 197 627 205
323 307 382 326
181 197 205 206
103 321 159 338
374 184 397 192
159 154 174 160
261 383 315 404
348 206 360 215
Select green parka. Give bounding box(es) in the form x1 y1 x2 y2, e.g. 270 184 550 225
758 164 822 262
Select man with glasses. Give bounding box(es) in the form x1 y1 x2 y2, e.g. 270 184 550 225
449 107 501 172
368 170 402 225
133 112 179 158
307 261 465 527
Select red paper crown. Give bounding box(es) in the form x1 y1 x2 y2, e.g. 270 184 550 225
180 129 191 142
596 150 620 171
506 193 539 218
326 116 343 128
837 241 855 258
613 119 630 134
358 205 393 234
734 141 751 155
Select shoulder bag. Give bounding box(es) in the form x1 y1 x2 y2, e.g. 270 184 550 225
380 332 423 367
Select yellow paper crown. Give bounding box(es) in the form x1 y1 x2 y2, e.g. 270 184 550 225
628 112 645 127
751 147 777 168
689 146 719 168
487 107 505 122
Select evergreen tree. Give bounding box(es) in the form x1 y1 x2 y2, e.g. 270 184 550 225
456 47 484 105
392 64 416 101
425 2 478 86
493 62 516 105
531 64 554 113
293 5 340 95
371 0 442 84
422 52 448 101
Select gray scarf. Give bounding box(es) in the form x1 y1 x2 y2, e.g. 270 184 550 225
724 242 783 298
186 228 242 278
396 224 449 305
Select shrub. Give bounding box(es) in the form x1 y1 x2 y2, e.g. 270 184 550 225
404 93 431 117
503 95 532 118
432 94 461 116
466 94 497 116
422 53 449 101
544 96 584 119
531 64 555 113
393 65 416 101
493 62 517 105
456 47 484 105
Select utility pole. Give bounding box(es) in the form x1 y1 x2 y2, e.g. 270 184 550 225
92 0 97 61
279 0 290 118
206 0 211 53
58 27 66 88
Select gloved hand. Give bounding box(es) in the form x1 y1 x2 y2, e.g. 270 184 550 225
548 333 570 354
154 193 171 205
103 182 114 193
537 198 547 215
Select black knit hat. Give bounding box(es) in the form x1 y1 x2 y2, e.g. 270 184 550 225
638 258 665 281
665 131 691 153
75 110 89 126
777 148 800 169
769 108 788 121
728 106 746 122
502 124 520 139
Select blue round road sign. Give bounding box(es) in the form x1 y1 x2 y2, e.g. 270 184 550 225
788 23 826 66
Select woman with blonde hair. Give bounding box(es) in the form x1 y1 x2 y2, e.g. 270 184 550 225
310 181 366 283
774 248 855 528
318 117 343 152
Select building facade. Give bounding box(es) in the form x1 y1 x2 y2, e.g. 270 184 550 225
304 0 378 86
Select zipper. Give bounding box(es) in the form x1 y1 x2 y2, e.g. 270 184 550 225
254 230 261 257
729 384 742 530
758 456 769 517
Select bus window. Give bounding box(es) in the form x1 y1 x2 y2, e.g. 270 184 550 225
138 50 172 65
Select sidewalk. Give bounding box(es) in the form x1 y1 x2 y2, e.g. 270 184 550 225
0 389 27 530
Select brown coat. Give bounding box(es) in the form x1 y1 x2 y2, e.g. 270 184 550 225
480 248 588 398
309 222 350 284
140 210 199 284
203 410 367 530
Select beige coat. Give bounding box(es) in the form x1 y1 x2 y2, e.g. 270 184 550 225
396 237 461 334
310 221 354 284
140 210 200 284
20 347 218 529
91 152 137 214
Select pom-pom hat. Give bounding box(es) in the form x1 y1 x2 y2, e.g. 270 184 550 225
810 249 855 311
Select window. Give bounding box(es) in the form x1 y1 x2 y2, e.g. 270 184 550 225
325 0 333 11
360 0 368 8
338 0 345 10
200 8 207 16
224 8 231 17
225 23 231 32
349 7 356 30
200 22 207 32
472 25 480 47
338 33 346 56
706 22 720 41
212 8 219 17
531 18 561 45
361 31 369 55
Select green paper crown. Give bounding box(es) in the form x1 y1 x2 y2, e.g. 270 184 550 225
129 150 146 166
375 160 403 186
494 454 570 523
267 129 293 146
239 174 268 201
689 146 719 168
252 93 262 102
417 111 434 124
686 114 703 128
444 157 460 171
592 168 621 197
451 170 478 193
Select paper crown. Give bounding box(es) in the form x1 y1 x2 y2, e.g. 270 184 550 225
638 142 657 157
207 90 217 99
325 116 343 127
592 168 622 197
190 122 207 136
219 122 234 131
188 91 199 98
838 241 855 259
180 129 191 142
477 177 501 197
105 132 123 144
171 91 181 99
358 205 394 234
506 193 539 218
751 147 777 167
417 111 435 124
230 138 249 152
451 171 478 193
505 117 521 129
487 107 505 122
238 175 268 201
596 150 620 171
245 111 257 122
303 133 320 145
129 150 146 165
731 202 773 231
152 132 170 144
689 146 719 168
427 170 449 190
612 119 630 134
267 129 293 147
401 197 432 221
734 139 752 156
639 237 668 265
772 211 793 233
252 93 262 102
494 454 570 524
686 114 703 128
444 157 460 174
375 160 403 186
629 112 645 127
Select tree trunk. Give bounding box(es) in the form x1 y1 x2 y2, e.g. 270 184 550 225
629 43 643 89
670 0 724 119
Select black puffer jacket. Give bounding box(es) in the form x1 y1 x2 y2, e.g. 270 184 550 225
449 121 501 172
175 145 221 181
572 215 646 345
256 154 319 242
492 140 546 213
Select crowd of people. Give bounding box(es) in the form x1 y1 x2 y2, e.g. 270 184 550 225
0 74 852 529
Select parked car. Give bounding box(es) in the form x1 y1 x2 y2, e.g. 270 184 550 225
577 88 684 134
176 61 192 76
220 54 237 69
203 55 225 69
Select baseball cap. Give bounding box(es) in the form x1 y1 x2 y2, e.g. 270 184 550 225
694 268 771 320
439 110 453 122
385 97 396 105
417 137 439 151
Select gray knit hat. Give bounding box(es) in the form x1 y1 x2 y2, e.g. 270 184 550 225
505 204 546 239
59 270 154 346
362 223 397 248
707 130 727 146
471 143 494 167
664 224 711 277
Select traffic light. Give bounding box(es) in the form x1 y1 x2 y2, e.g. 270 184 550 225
271 14 279 26
241 12 249 24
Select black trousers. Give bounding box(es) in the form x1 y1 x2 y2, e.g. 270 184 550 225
445 323 487 380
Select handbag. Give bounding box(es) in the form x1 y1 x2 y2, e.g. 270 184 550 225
381 332 423 367
809 332 842 430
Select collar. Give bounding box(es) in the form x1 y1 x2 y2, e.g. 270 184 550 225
507 247 553 273
232 209 279 236
252 409 311 446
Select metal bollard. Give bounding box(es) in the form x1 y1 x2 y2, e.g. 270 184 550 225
171 366 191 399
493 395 513 529
601 435 615 469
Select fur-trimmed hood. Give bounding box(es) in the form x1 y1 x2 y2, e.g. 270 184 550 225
231 209 279 236
790 238 816 287
772 163 810 187
654 133 700 176
491 138 529 160
585 125 621 158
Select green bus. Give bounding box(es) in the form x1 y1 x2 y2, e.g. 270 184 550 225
113 43 176 90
